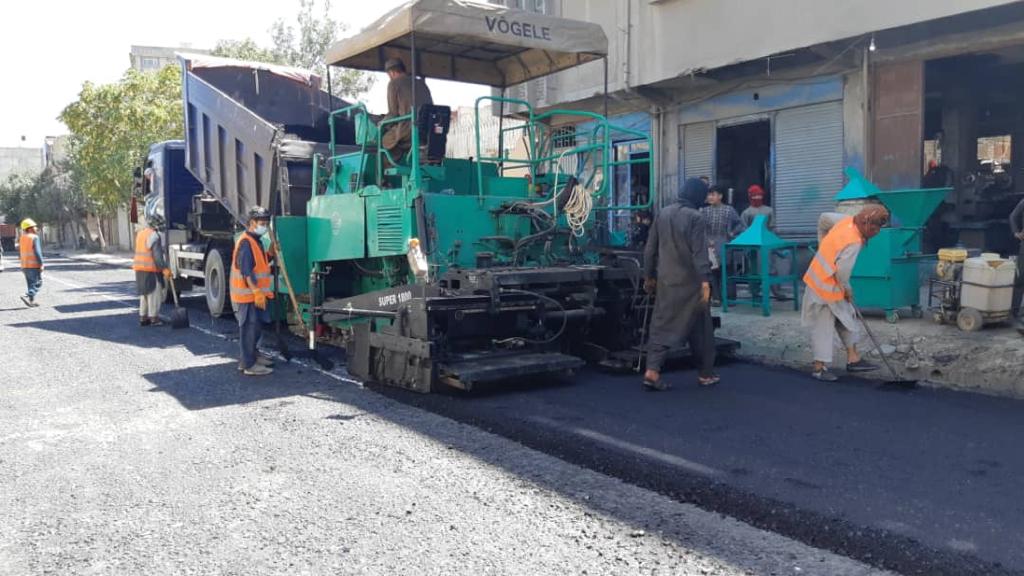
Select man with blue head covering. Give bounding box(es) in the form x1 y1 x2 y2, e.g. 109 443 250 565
641 177 719 390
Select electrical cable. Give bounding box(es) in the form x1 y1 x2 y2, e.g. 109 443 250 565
493 288 568 346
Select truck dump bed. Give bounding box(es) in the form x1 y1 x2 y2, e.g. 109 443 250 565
180 54 355 221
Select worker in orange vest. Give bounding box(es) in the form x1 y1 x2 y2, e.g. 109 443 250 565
133 216 172 326
800 205 890 381
19 218 43 307
231 207 276 376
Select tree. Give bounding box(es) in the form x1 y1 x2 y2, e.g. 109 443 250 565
0 161 92 248
211 38 281 65
59 66 183 248
213 0 374 100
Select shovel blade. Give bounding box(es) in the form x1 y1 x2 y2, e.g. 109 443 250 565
170 308 190 329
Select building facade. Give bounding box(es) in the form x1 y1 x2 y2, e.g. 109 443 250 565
130 45 208 73
522 0 1024 252
0 147 43 182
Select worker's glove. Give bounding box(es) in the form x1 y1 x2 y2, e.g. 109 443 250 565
253 291 268 310
162 268 173 280
844 290 854 304
643 277 657 295
701 282 711 305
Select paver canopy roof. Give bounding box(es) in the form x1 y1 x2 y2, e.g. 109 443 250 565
325 0 608 88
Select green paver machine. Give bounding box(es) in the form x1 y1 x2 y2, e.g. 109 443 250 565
836 169 951 323
265 0 736 392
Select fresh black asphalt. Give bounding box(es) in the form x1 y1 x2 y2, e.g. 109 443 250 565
30 257 1024 575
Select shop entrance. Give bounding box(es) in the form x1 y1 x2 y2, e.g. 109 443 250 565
923 48 1024 254
715 120 771 214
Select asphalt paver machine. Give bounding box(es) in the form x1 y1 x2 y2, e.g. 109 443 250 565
266 0 736 392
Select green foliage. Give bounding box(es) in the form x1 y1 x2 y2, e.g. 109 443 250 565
215 0 374 99
211 38 282 65
0 161 88 227
59 66 183 215
0 172 39 226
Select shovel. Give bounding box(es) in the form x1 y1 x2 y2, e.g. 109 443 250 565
166 276 190 329
634 293 652 373
854 307 916 388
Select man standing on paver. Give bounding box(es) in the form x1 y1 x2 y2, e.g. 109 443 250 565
230 207 276 376
642 177 718 390
1010 196 1024 328
18 218 43 307
801 206 889 381
132 215 171 327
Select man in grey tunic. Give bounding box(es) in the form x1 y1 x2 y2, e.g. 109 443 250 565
642 177 718 390
802 206 888 381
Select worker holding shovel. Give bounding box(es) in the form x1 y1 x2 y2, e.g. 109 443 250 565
801 205 889 381
1011 196 1024 333
231 207 276 376
132 215 171 326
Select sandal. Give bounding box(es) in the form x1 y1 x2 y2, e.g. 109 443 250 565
642 377 671 391
698 373 720 387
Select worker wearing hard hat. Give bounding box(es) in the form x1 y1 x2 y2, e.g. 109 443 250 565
18 218 43 307
133 215 172 326
801 205 889 381
381 58 433 163
230 207 276 376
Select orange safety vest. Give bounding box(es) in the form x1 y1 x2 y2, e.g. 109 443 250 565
19 232 41 269
803 216 863 303
230 233 275 304
132 227 160 273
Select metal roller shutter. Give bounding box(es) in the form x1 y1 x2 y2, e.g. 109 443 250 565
774 101 844 237
682 122 714 182
668 121 715 209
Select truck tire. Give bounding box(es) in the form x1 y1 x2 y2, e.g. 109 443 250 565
205 248 230 317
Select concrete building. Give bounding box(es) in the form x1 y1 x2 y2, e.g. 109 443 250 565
0 147 43 181
517 0 1024 252
130 45 208 73
43 135 69 167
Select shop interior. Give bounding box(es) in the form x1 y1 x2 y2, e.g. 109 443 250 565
924 47 1024 255
715 120 771 214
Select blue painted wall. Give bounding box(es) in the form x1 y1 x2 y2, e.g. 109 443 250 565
677 76 843 124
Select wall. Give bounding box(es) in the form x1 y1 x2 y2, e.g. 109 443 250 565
546 0 1020 107
842 69 867 176
116 206 132 251
0 147 43 181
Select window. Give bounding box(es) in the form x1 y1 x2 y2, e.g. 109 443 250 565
977 135 1011 169
141 57 161 71
552 126 576 148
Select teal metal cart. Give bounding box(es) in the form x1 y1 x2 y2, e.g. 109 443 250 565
722 215 804 317
837 170 951 323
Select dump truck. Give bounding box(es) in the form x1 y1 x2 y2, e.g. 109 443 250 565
141 0 737 393
136 55 357 317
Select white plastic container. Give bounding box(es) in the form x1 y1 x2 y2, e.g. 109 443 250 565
961 254 1016 313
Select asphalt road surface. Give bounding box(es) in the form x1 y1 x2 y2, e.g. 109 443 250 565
3 256 1023 575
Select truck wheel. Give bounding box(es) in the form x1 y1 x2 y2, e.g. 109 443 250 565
205 248 230 317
